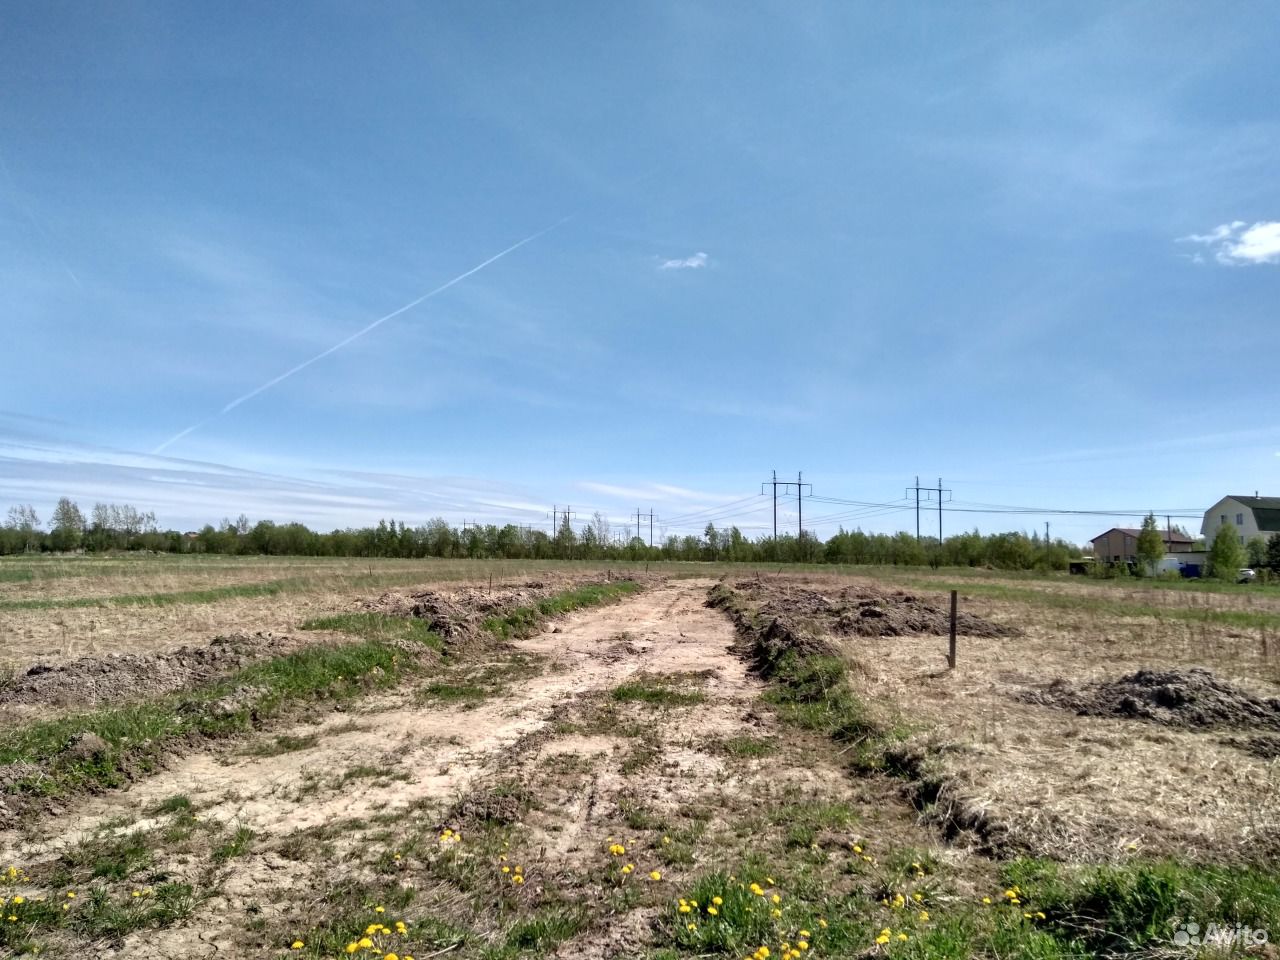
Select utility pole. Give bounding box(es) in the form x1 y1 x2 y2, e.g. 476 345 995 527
937 477 947 544
760 470 779 540
649 509 654 548
905 477 951 544
635 508 644 542
797 472 805 544
1045 521 1050 544
760 472 812 555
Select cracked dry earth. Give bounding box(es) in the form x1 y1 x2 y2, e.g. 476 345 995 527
2 578 888 959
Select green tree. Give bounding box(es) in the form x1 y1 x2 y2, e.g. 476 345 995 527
1135 513 1165 576
1262 532 1280 574
1246 535 1268 568
1207 523 1246 580
49 497 86 551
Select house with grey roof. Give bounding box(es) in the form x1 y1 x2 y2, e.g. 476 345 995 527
1200 494 1280 547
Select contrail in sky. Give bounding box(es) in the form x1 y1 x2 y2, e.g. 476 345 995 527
0 148 84 290
152 217 570 454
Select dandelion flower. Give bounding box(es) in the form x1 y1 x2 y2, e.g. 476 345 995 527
918 910 929 921
291 941 304 950
875 934 890 945
797 941 809 951
708 906 719 916
513 874 525 885
982 897 992 904
649 871 661 881
818 919 828 929
1035 912 1046 920
359 938 374 949
897 933 909 941
375 905 386 913
712 896 723 906
686 922 697 931
771 893 781 904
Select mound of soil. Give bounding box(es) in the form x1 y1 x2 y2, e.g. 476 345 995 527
1222 734 1280 760
1021 668 1280 731
360 580 614 645
0 632 301 710
729 580 1015 640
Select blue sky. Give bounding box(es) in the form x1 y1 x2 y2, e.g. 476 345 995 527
3 1 1279 544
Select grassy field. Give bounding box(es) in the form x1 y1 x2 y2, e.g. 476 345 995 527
1 556 1277 958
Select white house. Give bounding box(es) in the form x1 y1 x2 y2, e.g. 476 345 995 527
1201 494 1280 546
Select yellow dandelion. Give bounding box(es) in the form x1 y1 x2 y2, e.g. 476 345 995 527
713 896 723 906
686 922 698 931
982 896 992 904
875 934 890 945
359 938 374 949
1035 912 1046 920
649 870 661 881
708 906 719 916
897 933 909 941
375 905 386 913
679 904 692 914
291 941 305 950
771 893 781 904
818 919 828 928
919 910 929 921
797 941 809 951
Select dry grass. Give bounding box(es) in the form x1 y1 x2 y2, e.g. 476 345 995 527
751 572 1280 863
0 558 643 671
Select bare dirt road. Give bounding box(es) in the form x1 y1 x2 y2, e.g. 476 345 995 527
5 579 875 959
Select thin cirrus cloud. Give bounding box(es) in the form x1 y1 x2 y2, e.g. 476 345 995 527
1179 221 1280 265
658 251 709 270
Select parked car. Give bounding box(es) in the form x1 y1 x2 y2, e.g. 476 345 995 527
1238 568 1257 584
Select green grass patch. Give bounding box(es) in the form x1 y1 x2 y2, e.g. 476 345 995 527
482 580 642 639
500 907 589 955
0 638 427 799
612 674 707 707
212 824 255 862
300 612 444 652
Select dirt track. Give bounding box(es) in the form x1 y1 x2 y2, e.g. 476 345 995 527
4 579 818 958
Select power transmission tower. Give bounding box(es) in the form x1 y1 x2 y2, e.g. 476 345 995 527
649 509 654 548
905 477 952 543
634 508 644 542
762 472 813 552
761 470 779 540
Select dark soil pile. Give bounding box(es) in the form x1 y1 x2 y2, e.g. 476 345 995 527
0 632 301 710
360 580 589 644
729 580 1016 640
1021 668 1280 731
1222 734 1280 759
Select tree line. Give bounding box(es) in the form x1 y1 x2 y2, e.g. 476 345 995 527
0 497 1105 570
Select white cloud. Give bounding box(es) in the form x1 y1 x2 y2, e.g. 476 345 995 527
658 251 708 270
1179 221 1280 265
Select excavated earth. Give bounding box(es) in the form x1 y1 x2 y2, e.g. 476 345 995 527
728 578 1017 639
0 632 302 712
1019 667 1280 731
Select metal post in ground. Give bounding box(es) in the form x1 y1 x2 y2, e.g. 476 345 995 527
948 589 958 669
